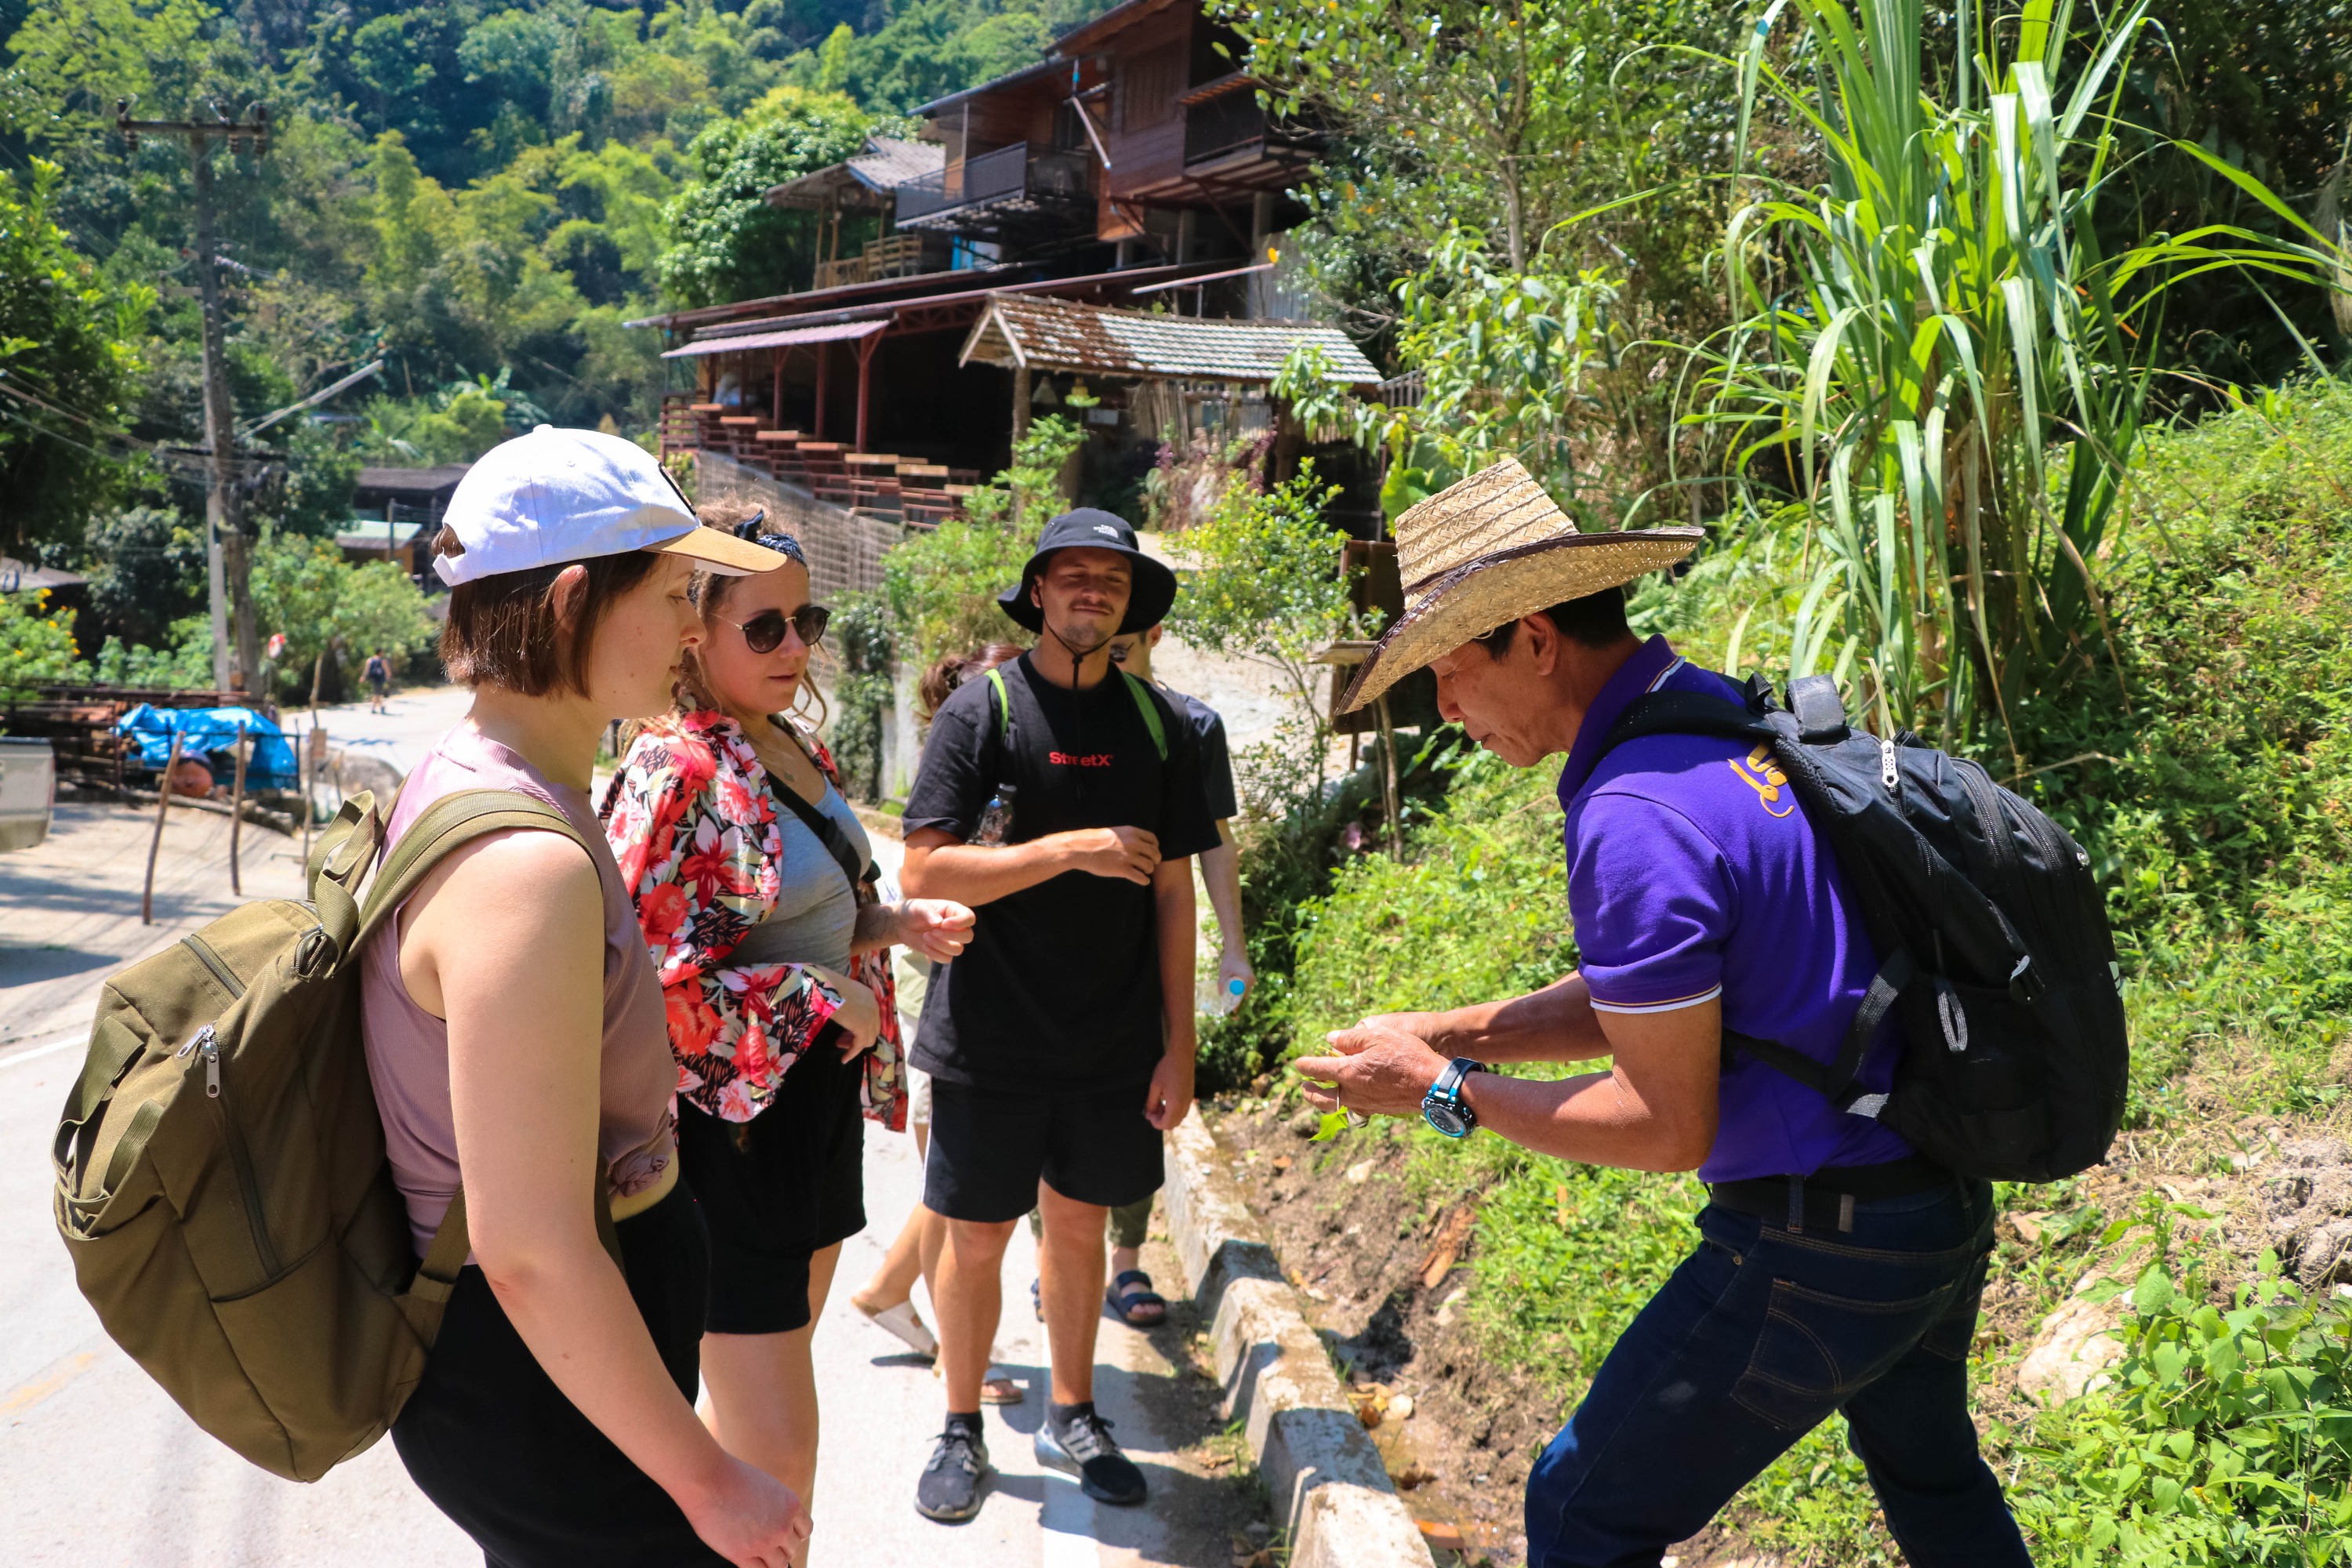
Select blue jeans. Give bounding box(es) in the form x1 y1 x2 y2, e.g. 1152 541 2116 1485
1524 1179 2031 1567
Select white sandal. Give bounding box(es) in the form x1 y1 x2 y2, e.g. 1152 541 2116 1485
858 1298 938 1359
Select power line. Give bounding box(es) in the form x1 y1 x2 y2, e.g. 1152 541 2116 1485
110 96 271 691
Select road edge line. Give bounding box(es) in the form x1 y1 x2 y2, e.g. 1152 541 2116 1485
1163 1109 1437 1568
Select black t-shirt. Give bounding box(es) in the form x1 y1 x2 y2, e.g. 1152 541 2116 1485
904 653 1221 1092
1163 685 1238 821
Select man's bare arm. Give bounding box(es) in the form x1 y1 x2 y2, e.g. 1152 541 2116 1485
1294 1001 1722 1174
1199 822 1245 954
1144 856 1197 1131
900 823 1160 905
1363 972 1614 1065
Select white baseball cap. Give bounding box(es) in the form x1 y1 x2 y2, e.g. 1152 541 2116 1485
432 425 788 587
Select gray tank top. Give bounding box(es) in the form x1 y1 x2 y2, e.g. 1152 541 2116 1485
730 777 868 974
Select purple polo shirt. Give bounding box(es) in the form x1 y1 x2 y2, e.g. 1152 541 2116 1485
1557 636 1914 1182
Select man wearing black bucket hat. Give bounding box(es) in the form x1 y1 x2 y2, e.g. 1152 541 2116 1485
898 508 1218 1523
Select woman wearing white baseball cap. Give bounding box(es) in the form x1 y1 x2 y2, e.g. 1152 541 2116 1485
360 426 810 1566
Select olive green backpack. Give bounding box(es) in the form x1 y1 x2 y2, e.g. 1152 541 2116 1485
51 787 591 1482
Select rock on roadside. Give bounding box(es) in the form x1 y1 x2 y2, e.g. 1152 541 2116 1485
2016 1276 2125 1404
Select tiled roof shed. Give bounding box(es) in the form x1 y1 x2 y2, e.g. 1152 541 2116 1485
958 293 1381 384
766 136 946 210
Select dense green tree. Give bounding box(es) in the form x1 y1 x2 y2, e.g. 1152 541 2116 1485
0 158 147 552
658 87 894 307
81 504 207 647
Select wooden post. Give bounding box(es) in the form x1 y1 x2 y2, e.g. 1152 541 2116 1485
815 343 829 440
771 347 784 427
855 331 880 452
1013 365 1032 443
299 716 314 864
1375 693 1403 860
142 731 184 925
227 722 248 896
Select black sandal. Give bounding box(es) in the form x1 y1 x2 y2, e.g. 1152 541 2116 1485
1105 1269 1167 1327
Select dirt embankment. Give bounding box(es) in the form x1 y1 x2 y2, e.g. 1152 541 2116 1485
1207 1098 1554 1566
1209 1054 2352 1568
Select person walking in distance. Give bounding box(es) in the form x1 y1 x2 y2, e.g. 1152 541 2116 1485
360 426 811 1566
364 648 392 713
898 510 1218 1522
602 512 974 1552
1294 459 2031 1566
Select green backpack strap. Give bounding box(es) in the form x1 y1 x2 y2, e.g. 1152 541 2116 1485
356 789 593 950
988 663 1167 764
986 666 1013 750
360 790 603 1293
1121 671 1168 764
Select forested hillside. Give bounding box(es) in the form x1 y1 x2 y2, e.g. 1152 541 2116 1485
0 0 1110 623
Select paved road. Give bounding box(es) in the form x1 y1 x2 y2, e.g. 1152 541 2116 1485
1 801 1230 1566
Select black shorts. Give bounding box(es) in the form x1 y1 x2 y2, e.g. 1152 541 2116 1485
923 1078 1165 1224
676 1041 866 1334
392 1188 728 1568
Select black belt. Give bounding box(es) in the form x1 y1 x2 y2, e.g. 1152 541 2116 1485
1707 1154 1951 1236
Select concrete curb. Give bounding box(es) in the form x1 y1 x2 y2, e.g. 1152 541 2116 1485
1163 1110 1438 1568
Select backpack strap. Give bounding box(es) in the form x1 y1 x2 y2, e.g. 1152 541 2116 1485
986 662 1171 764
773 779 878 892
363 792 615 1294
1593 685 1913 1121
1121 670 1170 764
986 666 1014 750
355 789 593 952
1599 689 1776 758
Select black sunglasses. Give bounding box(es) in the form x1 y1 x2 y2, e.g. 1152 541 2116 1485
720 604 830 653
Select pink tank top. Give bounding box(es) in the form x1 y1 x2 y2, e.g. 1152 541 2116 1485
360 723 677 1258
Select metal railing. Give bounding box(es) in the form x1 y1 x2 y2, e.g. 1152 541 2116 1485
1185 95 1315 167
895 143 1091 227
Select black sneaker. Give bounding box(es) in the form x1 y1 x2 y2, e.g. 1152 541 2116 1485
1034 1409 1147 1506
915 1425 991 1522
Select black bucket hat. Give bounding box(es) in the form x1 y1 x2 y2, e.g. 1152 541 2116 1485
996 508 1178 635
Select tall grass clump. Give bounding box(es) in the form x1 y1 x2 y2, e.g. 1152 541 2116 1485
1697 0 2339 755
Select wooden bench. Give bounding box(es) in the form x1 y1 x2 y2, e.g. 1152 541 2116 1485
718 416 763 461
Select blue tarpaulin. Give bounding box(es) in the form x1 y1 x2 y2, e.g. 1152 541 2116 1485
117 705 300 789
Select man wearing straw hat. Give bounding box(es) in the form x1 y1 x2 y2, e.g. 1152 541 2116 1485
1294 459 2028 1566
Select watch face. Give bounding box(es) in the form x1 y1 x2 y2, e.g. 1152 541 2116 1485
1423 1102 1472 1139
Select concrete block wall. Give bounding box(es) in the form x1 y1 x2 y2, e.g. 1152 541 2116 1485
1163 1112 1438 1568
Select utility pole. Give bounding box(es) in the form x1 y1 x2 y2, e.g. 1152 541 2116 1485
117 100 270 693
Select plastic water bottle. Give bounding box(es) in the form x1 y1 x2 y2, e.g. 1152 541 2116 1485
971 783 1016 847
1196 975 1247 1017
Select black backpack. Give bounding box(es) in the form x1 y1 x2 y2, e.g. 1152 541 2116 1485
1599 673 2128 1183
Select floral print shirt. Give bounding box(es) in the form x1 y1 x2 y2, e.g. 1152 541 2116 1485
604 710 906 1129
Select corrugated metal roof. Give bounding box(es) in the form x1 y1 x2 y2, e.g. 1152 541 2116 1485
766 136 946 209
957 294 1381 384
355 464 472 492
662 319 887 359
849 137 944 190
913 58 1060 118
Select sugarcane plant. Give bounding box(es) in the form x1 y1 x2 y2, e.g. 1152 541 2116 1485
1693 0 2343 759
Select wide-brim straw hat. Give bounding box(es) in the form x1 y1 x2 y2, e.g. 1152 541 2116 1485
1338 457 1704 713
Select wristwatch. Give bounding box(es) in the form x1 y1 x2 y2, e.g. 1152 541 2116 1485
1421 1058 1491 1139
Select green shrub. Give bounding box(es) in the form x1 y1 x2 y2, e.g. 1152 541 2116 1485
0 589 92 697
2013 1241 2352 1566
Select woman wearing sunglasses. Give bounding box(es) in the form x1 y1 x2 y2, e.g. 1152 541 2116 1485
603 512 974 1555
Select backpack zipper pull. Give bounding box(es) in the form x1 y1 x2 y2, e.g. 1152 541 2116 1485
200 1031 221 1098
1879 736 1899 793
177 1022 214 1060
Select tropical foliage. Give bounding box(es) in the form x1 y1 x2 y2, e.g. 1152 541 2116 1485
1693 0 2340 751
